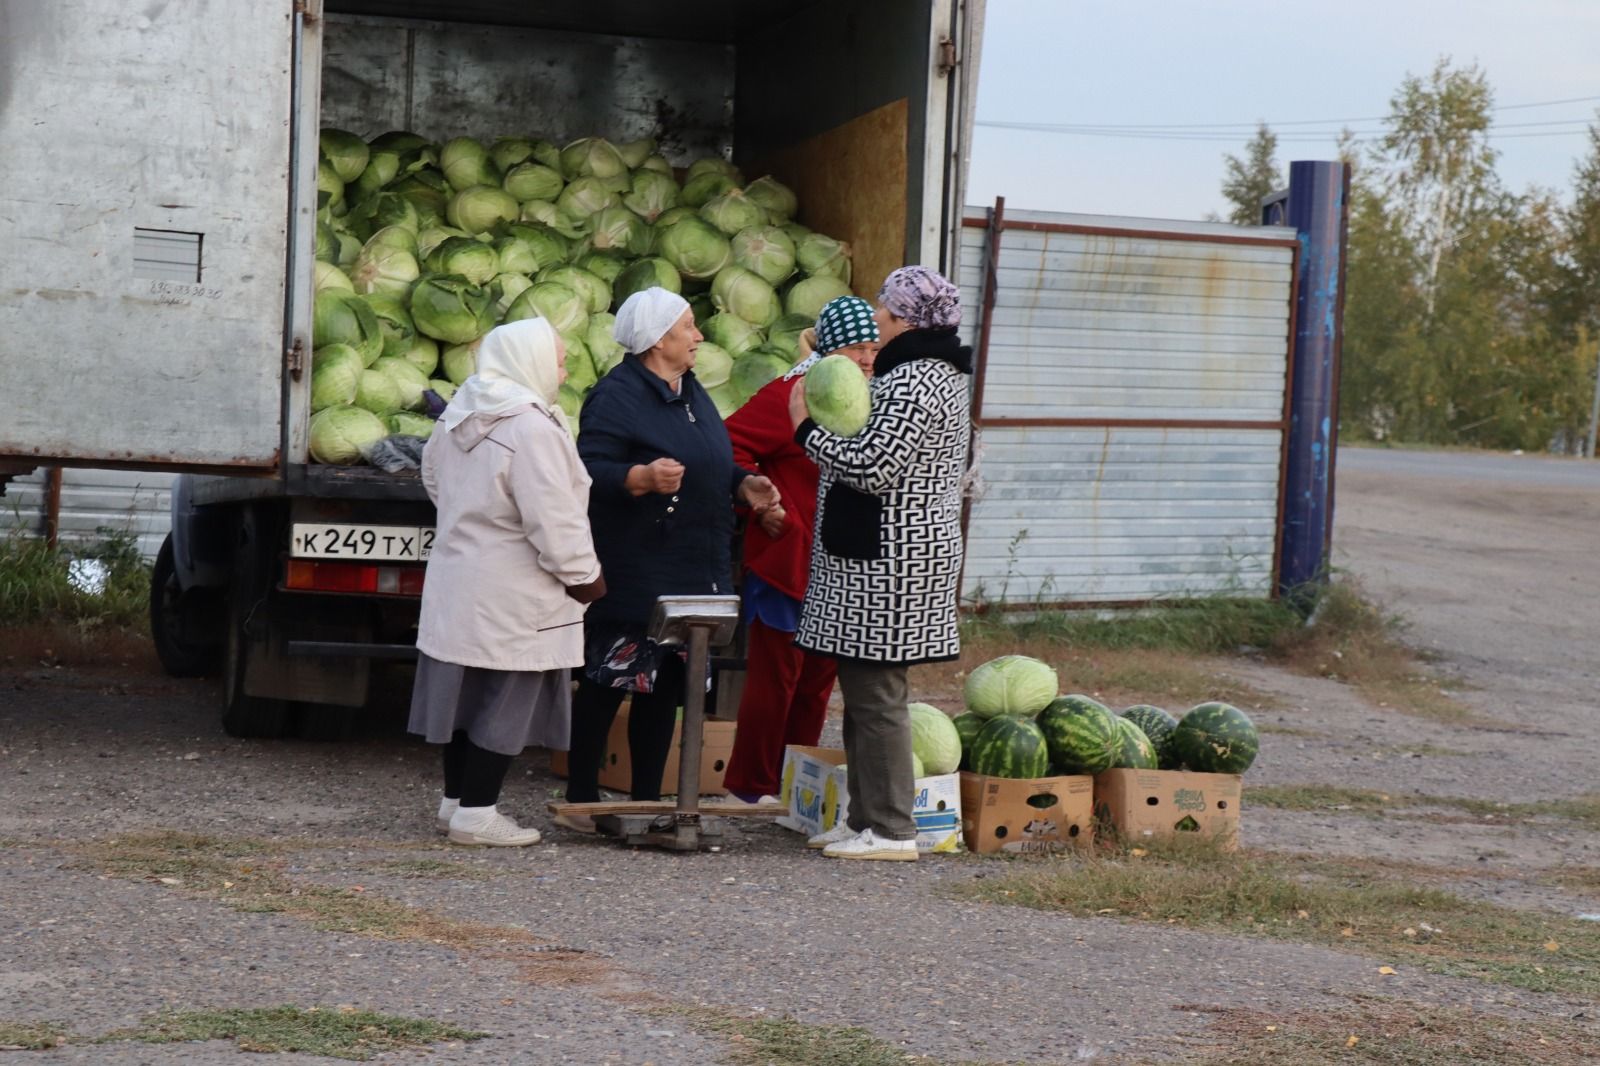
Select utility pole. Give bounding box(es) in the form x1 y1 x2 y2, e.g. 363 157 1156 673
1588 342 1600 459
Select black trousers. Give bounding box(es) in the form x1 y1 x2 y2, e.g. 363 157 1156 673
442 731 514 808
565 657 686 803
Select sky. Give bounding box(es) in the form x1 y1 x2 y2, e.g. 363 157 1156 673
966 0 1600 223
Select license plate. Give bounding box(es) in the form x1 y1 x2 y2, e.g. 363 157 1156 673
290 523 434 562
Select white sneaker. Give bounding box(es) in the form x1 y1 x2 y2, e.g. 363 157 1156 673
447 812 543 847
822 828 918 861
806 823 859 850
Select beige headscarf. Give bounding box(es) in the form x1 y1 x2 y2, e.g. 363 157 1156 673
440 318 566 433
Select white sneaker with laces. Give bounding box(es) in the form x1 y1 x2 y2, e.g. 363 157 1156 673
822 828 917 861
447 811 543 847
806 823 859 850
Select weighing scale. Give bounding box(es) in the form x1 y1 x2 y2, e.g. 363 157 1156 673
548 595 786 851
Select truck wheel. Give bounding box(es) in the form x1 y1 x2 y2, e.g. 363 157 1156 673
220 508 291 739
149 534 223 677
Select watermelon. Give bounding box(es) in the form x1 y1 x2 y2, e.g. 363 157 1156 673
1120 704 1180 770
1112 717 1158 769
968 715 1050 779
1035 695 1120 775
952 711 984 771
1172 702 1259 774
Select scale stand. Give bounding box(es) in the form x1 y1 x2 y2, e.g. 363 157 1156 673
548 595 785 851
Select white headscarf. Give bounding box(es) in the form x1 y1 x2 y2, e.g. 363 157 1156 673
440 317 566 433
613 286 690 354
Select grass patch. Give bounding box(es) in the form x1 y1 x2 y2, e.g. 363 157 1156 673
948 838 1600 999
0 1021 68 1050
1249 785 1600 830
101 1006 483 1061
664 1006 998 1066
1256 722 1322 737
0 527 149 629
1178 997 1600 1065
963 594 1301 655
368 857 496 880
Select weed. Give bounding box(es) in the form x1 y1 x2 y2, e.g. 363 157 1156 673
0 525 149 629
663 1005 1001 1066
101 1006 483 1061
1248 785 1600 830
0 1021 68 1050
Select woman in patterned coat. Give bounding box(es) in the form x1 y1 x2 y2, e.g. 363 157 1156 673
787 266 972 861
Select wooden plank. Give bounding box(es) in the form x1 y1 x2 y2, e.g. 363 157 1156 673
547 800 786 818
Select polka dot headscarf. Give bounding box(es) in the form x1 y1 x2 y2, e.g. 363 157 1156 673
813 296 879 354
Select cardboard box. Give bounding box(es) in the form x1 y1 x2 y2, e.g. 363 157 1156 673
776 745 962 853
549 704 736 797
959 772 1095 855
1092 768 1242 847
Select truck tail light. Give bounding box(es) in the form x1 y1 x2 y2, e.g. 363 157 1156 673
284 559 426 597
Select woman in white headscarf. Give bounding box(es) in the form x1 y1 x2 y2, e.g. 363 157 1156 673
408 317 606 847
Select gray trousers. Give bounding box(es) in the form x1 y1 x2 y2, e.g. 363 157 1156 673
836 658 916 841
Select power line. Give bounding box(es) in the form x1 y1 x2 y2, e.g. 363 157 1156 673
977 122 1596 143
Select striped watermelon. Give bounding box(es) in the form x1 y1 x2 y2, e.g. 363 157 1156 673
1112 717 1158 769
1172 702 1259 774
1120 704 1180 769
952 712 985 771
1035 695 1120 775
968 715 1050 779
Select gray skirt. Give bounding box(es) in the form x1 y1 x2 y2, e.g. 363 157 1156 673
407 653 572 756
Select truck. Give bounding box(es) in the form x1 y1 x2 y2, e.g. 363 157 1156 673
0 0 985 737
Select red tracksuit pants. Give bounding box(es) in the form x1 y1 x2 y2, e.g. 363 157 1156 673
722 617 837 798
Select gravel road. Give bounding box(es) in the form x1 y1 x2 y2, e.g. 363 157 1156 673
2 446 1597 1064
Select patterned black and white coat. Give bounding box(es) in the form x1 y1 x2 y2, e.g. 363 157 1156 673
792 327 973 665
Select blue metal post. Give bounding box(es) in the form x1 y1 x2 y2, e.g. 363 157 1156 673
1275 161 1350 597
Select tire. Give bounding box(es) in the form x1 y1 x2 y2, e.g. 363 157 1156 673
149 534 223 678
220 508 291 739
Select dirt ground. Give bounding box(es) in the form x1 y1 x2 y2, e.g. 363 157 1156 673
2 446 1598 1064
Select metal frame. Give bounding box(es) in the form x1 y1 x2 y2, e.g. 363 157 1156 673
960 198 1302 606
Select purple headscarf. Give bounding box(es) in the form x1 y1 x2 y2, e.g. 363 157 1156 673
877 265 961 330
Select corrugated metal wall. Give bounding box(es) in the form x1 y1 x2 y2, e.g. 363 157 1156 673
3 468 175 560
959 207 1298 606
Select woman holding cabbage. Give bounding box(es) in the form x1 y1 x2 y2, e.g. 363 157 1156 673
719 296 881 804
560 287 781 832
409 318 606 847
786 267 972 862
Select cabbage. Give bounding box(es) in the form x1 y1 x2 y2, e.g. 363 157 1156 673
963 655 1060 719
562 332 598 390
520 200 590 240
559 137 628 182
804 354 871 437
785 274 852 320
613 257 682 306
688 292 716 329
314 261 354 294
576 251 627 285
409 274 496 344
681 172 737 209
617 137 657 169
493 235 544 276
389 171 451 227
309 406 387 464
703 311 761 356
362 292 416 358
334 231 362 269
743 175 798 223
557 383 584 420
355 367 403 415
637 155 674 175
711 265 781 328
317 159 345 216
425 237 499 286
349 192 419 241
416 224 470 258
315 222 338 263
705 382 740 418
911 753 926 780
730 225 797 287
501 223 570 271
441 340 479 384
557 176 620 219
387 411 436 439
730 349 790 404
313 289 383 365
538 265 611 316
585 313 625 375
622 168 680 222
693 341 733 388
440 137 500 190
399 334 440 377
505 281 588 335
447 185 520 235
767 313 813 362
490 137 537 171
528 140 562 170
350 242 419 298
654 206 699 229
427 378 457 401
502 162 565 203
700 188 768 236
373 356 431 411
366 224 419 257
492 271 534 316
587 206 652 257
370 130 430 153
687 157 743 184
310 344 363 412
656 217 732 280
780 221 813 245
907 703 962 775
319 129 369 182
796 232 852 283
351 149 401 204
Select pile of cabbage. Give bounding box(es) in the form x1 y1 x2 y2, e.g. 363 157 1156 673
308 128 855 465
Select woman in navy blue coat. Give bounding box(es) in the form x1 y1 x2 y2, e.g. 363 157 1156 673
559 288 780 831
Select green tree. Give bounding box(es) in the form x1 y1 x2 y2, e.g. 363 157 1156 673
1555 113 1600 342
1218 123 1282 225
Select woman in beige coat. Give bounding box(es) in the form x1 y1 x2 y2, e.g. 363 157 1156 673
409 317 605 847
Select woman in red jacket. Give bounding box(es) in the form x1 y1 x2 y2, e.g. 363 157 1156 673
721 296 881 802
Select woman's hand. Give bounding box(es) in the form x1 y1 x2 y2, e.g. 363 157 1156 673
738 475 781 513
625 457 685 496
757 504 788 539
787 384 810 429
